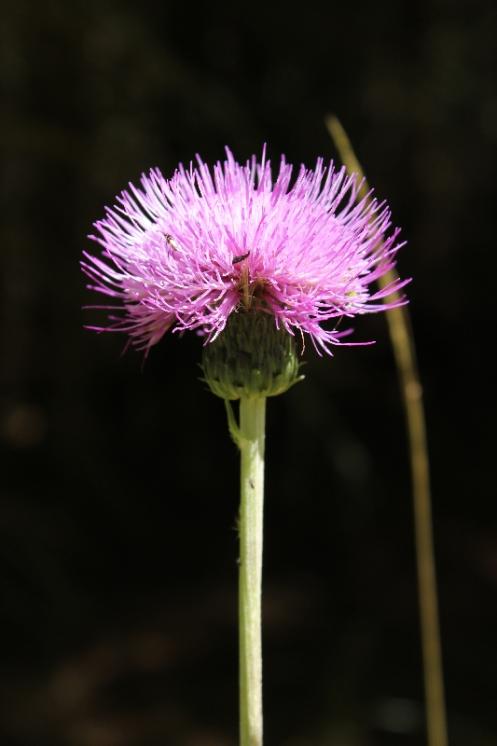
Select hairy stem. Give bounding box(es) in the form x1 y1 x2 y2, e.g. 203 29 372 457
238 396 266 746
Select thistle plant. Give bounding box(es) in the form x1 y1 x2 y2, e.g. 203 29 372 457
83 147 408 745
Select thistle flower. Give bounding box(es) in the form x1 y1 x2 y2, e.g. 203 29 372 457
82 146 410 746
82 147 408 357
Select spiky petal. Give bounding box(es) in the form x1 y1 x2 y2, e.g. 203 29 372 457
82 147 408 354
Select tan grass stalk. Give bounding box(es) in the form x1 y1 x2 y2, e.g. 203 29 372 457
325 115 448 746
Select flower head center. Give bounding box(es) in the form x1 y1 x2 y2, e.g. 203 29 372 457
234 255 269 312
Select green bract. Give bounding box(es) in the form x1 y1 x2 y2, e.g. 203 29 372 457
202 312 304 400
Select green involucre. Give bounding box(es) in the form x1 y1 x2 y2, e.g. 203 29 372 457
201 312 304 400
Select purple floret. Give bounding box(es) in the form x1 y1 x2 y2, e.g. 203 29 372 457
82 147 408 355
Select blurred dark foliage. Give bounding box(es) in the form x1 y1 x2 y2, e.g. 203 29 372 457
1 0 496 744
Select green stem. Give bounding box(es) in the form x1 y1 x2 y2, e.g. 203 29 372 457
238 395 266 746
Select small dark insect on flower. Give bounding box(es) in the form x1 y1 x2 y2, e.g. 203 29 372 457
232 251 251 265
164 233 179 250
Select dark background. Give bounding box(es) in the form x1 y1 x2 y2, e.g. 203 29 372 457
1 0 496 744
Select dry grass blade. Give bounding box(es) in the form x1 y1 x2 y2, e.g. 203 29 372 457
325 115 448 746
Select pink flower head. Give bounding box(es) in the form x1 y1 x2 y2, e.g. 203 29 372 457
82 147 408 355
